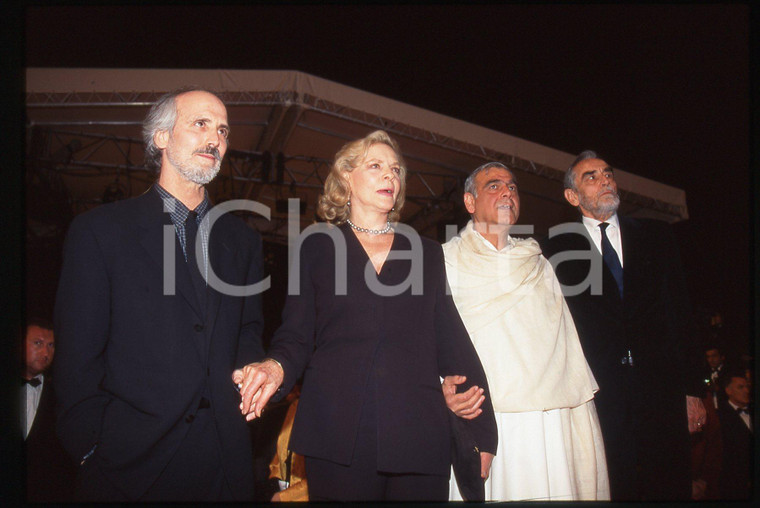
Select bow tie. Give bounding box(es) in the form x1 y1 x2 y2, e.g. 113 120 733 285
23 377 41 387
736 406 750 415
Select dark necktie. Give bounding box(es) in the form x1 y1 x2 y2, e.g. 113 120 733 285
23 377 41 387
599 222 624 299
185 211 207 310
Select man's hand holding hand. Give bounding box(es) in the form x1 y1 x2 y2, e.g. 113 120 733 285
232 359 284 421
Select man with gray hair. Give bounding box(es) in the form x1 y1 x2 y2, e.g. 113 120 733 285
444 162 609 501
55 87 265 501
540 150 705 500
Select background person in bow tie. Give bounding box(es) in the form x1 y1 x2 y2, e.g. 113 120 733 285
540 150 706 501
703 341 730 409
717 370 752 499
23 318 76 502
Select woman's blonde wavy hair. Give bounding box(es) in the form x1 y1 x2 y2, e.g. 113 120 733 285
316 130 407 225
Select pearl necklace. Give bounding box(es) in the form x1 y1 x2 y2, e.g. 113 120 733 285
347 218 392 235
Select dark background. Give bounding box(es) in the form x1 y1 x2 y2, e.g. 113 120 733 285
1 4 754 504
20 4 752 352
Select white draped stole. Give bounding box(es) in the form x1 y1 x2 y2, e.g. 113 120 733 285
443 221 598 413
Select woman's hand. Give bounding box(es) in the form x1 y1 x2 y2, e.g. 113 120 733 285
232 359 284 420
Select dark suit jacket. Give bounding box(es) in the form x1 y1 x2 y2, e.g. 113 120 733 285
540 215 702 499
54 186 265 500
717 401 752 499
25 375 77 502
268 224 497 476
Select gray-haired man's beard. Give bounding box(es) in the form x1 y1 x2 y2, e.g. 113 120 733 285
580 189 620 217
168 147 222 185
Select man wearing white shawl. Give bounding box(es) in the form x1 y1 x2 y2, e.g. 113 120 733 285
444 162 609 501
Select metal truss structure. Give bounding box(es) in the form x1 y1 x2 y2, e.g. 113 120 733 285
26 88 687 244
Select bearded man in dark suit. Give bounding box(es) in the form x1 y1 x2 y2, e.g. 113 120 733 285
540 150 705 501
54 87 265 501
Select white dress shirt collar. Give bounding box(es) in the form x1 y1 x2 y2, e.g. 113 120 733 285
580 213 623 267
581 213 620 231
471 228 516 253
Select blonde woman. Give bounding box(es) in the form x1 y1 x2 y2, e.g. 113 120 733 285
234 130 496 501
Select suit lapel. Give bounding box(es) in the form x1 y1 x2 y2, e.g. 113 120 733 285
571 219 622 306
132 188 207 367
203 237 224 363
135 187 205 319
173 235 206 319
202 217 235 361
27 379 52 441
619 216 645 312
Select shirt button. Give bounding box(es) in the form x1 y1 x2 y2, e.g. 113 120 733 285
194 324 204 332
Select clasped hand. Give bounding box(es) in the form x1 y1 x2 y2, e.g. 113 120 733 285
441 375 493 479
442 375 484 420
232 359 284 421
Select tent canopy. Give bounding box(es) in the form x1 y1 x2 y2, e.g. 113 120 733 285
26 68 688 243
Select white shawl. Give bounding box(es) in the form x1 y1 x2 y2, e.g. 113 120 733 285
443 221 598 413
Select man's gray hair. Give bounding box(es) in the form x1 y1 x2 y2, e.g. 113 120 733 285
142 85 218 172
564 150 599 190
464 161 513 197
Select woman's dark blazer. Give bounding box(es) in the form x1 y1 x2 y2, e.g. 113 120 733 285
267 223 497 476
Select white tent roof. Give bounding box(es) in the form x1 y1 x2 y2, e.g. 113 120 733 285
26 68 687 242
